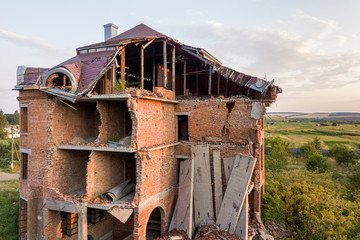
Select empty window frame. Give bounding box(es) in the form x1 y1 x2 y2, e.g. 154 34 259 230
87 208 105 225
19 199 27 240
21 153 28 180
177 115 189 141
20 107 28 133
60 212 78 237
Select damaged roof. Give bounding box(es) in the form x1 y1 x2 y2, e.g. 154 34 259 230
15 23 282 99
80 24 167 49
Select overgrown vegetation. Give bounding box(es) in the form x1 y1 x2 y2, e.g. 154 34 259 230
263 170 360 239
0 139 20 170
305 152 330 173
0 180 19 240
328 144 359 166
0 110 8 139
265 136 290 171
263 134 360 239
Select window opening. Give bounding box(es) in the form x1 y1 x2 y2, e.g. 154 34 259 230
177 115 189 141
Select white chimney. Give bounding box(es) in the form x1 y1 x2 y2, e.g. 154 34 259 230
104 23 118 41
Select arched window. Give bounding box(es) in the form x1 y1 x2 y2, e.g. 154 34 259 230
146 207 164 239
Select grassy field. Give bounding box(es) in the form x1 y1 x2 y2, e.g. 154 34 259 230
0 180 19 240
265 121 360 149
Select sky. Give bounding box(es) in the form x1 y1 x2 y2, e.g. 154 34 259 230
0 0 359 113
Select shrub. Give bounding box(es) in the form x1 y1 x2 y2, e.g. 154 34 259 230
265 136 289 171
348 165 360 190
328 144 358 166
300 137 322 158
305 152 330 173
262 170 360 239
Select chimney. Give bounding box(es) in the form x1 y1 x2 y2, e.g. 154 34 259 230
104 23 118 41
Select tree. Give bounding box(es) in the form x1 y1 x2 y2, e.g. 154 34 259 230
266 136 290 171
13 110 19 125
300 137 322 158
0 110 9 138
305 152 330 173
328 144 358 166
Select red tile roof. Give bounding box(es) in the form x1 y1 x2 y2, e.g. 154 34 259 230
54 50 117 93
79 24 167 49
21 67 49 85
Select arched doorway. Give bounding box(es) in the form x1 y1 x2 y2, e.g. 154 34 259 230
146 207 163 239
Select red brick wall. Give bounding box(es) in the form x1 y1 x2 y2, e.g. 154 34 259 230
87 152 135 196
18 90 54 240
52 101 100 145
133 147 178 239
129 99 176 149
47 150 90 197
97 100 132 143
176 100 255 144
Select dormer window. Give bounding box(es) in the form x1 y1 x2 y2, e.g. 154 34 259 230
46 73 72 89
42 67 78 93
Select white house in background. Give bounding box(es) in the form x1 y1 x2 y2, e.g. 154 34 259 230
4 126 20 138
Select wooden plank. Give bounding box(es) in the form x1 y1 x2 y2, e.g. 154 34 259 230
208 66 212 95
217 73 220 96
192 145 214 227
172 45 176 92
223 157 235 184
183 60 186 95
213 150 222 218
163 40 167 88
176 159 194 238
121 49 126 85
168 203 178 232
112 65 116 93
152 44 156 88
216 155 256 233
235 194 248 240
140 44 144 89
195 70 199 96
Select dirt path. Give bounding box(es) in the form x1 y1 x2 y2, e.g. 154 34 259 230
0 171 19 181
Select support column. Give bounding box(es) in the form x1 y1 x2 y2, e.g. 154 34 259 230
208 66 212 95
217 73 220 96
121 48 126 85
226 77 229 97
195 70 199 96
140 44 144 89
183 60 186 95
152 44 156 89
172 45 175 92
111 65 116 93
77 203 88 240
163 40 167 88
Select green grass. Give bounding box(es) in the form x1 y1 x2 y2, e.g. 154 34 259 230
0 180 19 240
265 121 360 149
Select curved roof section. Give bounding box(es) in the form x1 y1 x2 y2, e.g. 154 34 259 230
52 50 117 93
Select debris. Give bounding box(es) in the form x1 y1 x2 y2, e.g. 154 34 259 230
216 155 256 233
250 102 266 119
108 207 133 224
69 137 87 145
101 180 135 202
173 159 194 238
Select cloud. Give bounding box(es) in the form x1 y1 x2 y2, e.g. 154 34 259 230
0 29 54 50
181 15 360 95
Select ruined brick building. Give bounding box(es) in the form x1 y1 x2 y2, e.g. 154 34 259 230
15 23 281 240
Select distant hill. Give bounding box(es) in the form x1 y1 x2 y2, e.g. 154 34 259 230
267 112 360 121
